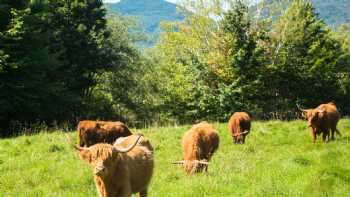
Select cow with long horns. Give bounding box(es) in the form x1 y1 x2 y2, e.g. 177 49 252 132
174 121 219 174
73 134 154 197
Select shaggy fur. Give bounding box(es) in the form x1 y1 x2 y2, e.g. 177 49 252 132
228 112 251 144
302 102 341 143
181 121 219 174
77 134 154 197
77 120 132 147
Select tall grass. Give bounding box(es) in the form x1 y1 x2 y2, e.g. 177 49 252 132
1 120 350 196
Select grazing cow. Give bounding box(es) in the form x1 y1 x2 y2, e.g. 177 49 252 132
77 120 132 147
74 134 154 197
174 121 219 174
228 112 251 144
301 102 341 143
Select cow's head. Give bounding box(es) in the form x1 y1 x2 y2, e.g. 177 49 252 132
173 160 209 174
301 108 325 128
234 131 249 144
74 135 142 177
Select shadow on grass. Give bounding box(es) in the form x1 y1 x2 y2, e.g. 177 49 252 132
293 156 312 166
306 167 350 195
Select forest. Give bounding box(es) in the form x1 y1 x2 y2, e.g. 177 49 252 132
1 0 350 136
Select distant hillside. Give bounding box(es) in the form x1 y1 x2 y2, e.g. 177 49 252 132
312 0 350 28
105 0 185 46
259 0 350 28
106 0 350 47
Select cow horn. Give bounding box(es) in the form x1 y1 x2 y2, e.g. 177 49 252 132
232 130 249 137
74 145 90 151
297 104 309 112
112 134 143 153
297 104 303 110
65 134 90 151
195 160 210 165
172 160 209 165
172 160 185 164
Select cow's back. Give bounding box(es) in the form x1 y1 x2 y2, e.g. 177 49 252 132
317 103 340 127
116 135 154 193
182 122 219 161
97 121 132 144
228 112 251 134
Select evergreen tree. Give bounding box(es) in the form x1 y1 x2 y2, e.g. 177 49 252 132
0 0 66 134
218 0 267 116
46 0 109 118
263 0 345 116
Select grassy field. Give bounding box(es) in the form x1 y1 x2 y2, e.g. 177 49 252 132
1 120 350 197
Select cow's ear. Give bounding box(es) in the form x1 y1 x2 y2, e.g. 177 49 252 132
317 108 325 113
316 108 325 117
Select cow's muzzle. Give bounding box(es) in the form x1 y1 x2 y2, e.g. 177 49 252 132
94 165 106 176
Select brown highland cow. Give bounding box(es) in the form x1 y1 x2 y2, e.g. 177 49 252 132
74 134 154 197
301 102 341 143
77 120 132 147
228 112 251 144
174 121 219 174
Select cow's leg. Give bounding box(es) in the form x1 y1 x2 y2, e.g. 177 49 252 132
331 128 335 140
326 129 331 142
322 131 328 143
139 189 148 197
310 128 316 143
203 158 209 172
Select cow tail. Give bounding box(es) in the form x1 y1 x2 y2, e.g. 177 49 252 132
336 129 342 137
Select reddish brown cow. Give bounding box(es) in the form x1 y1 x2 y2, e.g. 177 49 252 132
301 102 341 143
77 120 132 147
174 121 219 174
74 134 154 197
228 112 251 144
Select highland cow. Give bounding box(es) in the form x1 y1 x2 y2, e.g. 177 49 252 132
74 134 154 197
301 102 341 143
174 121 219 174
77 120 132 147
228 112 251 144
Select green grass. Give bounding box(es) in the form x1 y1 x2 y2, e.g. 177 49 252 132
1 120 350 196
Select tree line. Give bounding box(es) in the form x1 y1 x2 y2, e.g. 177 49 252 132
0 0 349 136
0 0 149 135
151 0 350 122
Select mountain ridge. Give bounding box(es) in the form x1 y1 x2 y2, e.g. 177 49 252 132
106 0 350 46
105 0 184 46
